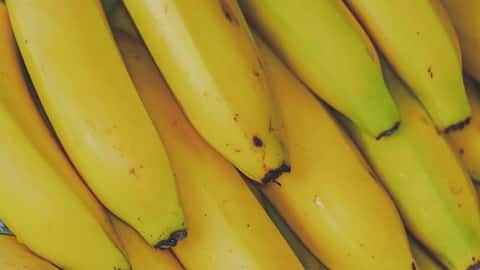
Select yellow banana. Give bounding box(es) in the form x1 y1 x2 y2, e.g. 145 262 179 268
344 63 480 270
122 0 287 183
345 0 470 132
248 185 327 270
439 0 480 81
6 0 185 247
447 77 480 182
111 216 184 270
0 3 129 269
115 31 303 270
239 0 400 139
0 234 58 270
255 37 414 269
410 238 445 270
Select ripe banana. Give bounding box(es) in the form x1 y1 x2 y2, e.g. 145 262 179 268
115 31 303 270
122 0 287 183
6 0 185 246
345 0 470 132
410 238 444 270
447 77 480 182
0 3 129 269
439 0 480 81
344 63 480 270
248 185 327 270
239 0 400 139
111 216 184 270
0 234 58 270
255 37 414 269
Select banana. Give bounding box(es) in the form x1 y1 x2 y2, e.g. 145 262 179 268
6 0 185 247
248 185 327 270
439 0 480 81
122 0 288 183
255 37 414 269
447 77 480 182
0 3 129 269
111 216 184 270
410 238 445 270
239 0 399 138
344 0 470 132
0 234 58 270
344 63 480 270
115 31 303 270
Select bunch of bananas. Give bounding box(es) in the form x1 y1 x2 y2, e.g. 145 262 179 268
1 0 480 269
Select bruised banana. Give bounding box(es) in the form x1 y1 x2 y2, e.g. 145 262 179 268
345 0 470 132
410 238 445 270
344 63 480 270
248 185 328 270
239 0 400 138
115 31 303 270
6 0 185 247
0 3 129 269
439 0 480 81
111 216 184 270
447 77 480 182
255 37 415 269
122 0 287 183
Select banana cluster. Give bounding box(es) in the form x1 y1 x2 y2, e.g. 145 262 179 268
1 0 480 270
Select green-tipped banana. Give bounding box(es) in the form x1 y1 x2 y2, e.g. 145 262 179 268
344 63 480 270
239 0 400 138
345 0 470 132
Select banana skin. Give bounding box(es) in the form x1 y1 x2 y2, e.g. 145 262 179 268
123 0 287 183
7 0 185 247
115 31 303 270
344 63 480 270
256 37 415 269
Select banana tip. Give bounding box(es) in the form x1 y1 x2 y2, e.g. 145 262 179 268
375 121 400 140
444 117 471 134
154 229 188 249
467 261 480 270
262 163 291 184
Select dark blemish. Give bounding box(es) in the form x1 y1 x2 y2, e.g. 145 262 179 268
360 243 365 247
234 148 241 153
129 168 136 176
246 224 251 228
458 203 463 208
233 113 239 122
347 252 351 257
253 69 260 77
220 0 238 24
421 116 430 125
203 213 208 217
137 217 142 223
467 261 480 270
139 165 144 169
262 163 290 184
459 148 465 155
444 117 471 133
164 4 169 14
371 256 375 259
24 39 28 44
412 262 416 270
427 66 434 78
416 31 420 36
155 229 188 249
253 136 263 147
171 120 179 127
375 121 400 140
